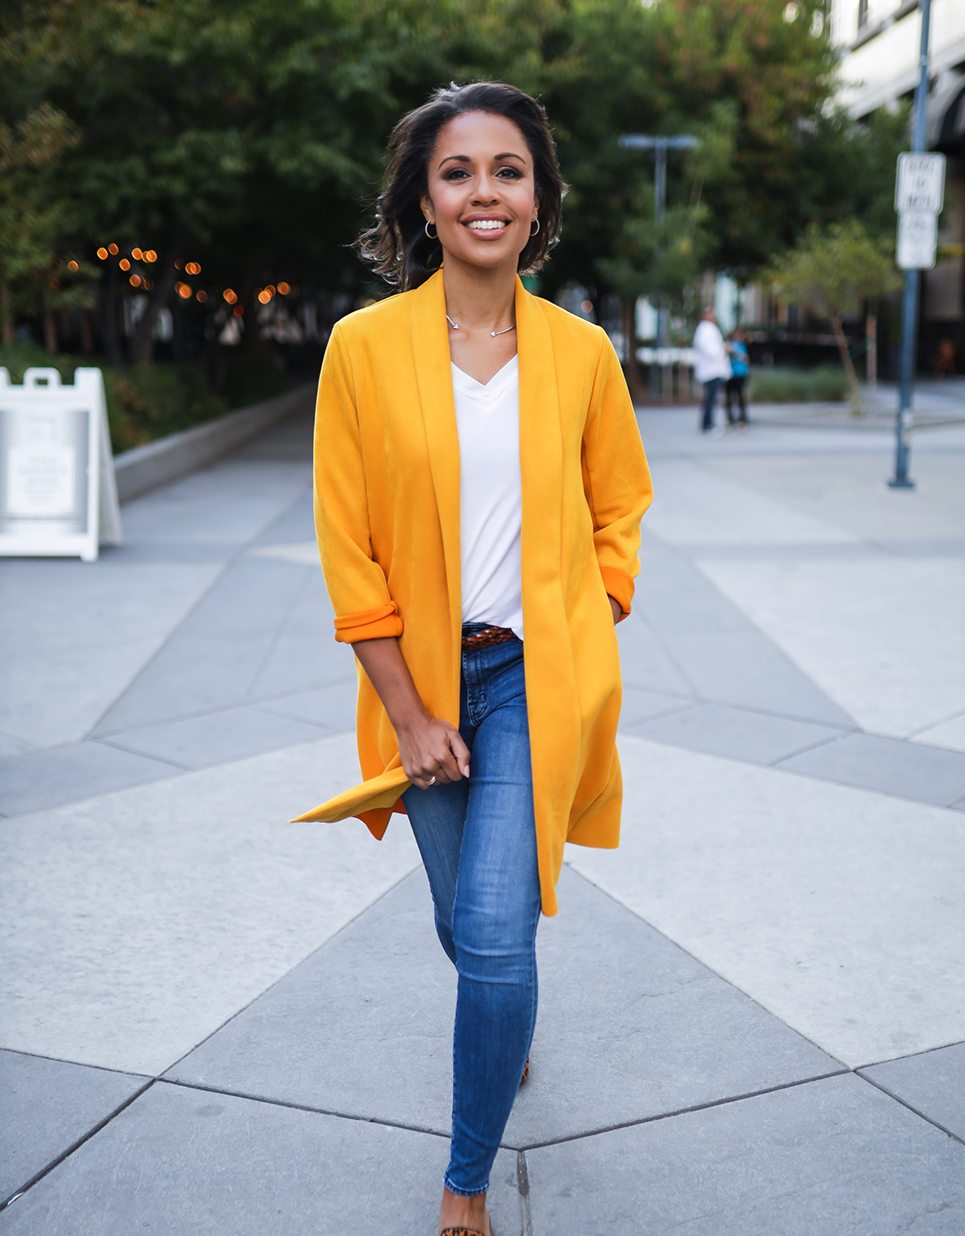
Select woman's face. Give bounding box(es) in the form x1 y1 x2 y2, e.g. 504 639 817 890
421 111 538 273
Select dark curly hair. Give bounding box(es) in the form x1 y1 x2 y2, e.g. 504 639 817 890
357 82 565 291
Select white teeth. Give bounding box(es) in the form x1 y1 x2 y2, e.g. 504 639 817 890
466 220 507 230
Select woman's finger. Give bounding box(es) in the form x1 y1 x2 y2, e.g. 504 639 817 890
447 727 471 778
430 739 464 784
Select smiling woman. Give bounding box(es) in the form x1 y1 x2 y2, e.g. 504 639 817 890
303 81 652 1236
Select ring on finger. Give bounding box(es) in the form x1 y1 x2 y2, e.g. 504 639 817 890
427 775 437 787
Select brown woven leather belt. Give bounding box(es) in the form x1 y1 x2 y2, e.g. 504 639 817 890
462 625 516 651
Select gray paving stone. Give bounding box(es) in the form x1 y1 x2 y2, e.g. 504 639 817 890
248 489 315 544
1 558 224 750
120 459 310 546
167 867 838 1148
506 867 838 1147
104 706 330 770
861 1041 965 1141
660 628 856 725
618 687 693 728
92 556 318 735
261 681 359 732
524 1072 965 1235
233 406 314 460
778 732 965 807
0 1050 147 1204
0 741 173 817
626 547 857 727
0 1081 522 1235
634 553 755 634
624 702 847 765
248 572 351 698
615 612 695 697
99 540 240 564
0 733 33 760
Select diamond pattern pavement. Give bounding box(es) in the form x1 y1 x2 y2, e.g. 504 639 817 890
3 400 965 1232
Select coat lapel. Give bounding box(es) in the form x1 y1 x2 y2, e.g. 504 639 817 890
410 271 462 691
516 278 564 609
516 279 581 888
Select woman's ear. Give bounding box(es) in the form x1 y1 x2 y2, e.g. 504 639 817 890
420 194 434 226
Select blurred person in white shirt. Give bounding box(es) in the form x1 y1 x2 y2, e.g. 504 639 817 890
692 307 731 434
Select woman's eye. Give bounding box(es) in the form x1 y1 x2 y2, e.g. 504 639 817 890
444 169 469 181
497 167 522 178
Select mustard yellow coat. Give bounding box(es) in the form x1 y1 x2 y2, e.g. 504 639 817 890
294 269 652 915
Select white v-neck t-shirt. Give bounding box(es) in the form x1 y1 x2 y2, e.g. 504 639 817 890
451 355 524 639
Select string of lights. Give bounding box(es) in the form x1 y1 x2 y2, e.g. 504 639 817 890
93 245 295 308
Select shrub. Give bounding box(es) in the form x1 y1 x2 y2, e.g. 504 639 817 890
748 364 850 403
0 342 292 452
218 347 291 408
104 363 227 452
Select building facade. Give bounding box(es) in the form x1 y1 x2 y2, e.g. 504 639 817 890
832 0 965 373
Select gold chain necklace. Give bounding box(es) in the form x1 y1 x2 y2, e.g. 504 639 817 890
446 314 516 338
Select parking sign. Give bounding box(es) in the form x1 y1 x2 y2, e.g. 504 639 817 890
895 153 946 214
897 209 939 270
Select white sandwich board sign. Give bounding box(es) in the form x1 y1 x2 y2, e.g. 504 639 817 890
0 367 122 561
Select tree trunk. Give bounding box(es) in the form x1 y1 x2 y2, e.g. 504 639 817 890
622 298 642 400
240 281 256 350
44 298 58 354
866 307 877 399
130 253 180 363
80 307 94 354
102 262 124 366
830 312 861 413
1 280 12 344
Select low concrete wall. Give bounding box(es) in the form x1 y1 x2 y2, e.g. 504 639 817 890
113 383 314 503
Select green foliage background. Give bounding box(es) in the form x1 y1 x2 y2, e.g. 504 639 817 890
0 0 908 434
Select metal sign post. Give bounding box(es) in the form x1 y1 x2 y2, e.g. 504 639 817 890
619 133 697 396
0 367 122 560
889 0 937 490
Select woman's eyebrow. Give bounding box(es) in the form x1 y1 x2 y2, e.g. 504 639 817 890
437 151 527 169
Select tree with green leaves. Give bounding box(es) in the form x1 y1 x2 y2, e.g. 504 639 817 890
763 220 902 410
0 102 94 349
0 0 908 371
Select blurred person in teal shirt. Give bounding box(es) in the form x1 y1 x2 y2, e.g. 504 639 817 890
725 327 749 430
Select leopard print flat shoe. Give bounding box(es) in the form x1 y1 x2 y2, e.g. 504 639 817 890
519 1057 530 1087
440 1228 488 1236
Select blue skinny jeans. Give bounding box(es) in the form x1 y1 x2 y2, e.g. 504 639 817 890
402 631 541 1198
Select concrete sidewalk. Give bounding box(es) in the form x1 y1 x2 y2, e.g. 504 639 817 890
2 392 965 1233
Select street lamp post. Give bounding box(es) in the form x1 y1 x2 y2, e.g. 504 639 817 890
620 134 696 395
890 0 934 490
619 134 697 395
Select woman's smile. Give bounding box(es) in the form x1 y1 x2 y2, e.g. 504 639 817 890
463 214 511 236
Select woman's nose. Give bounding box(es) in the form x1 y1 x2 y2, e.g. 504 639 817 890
473 175 499 202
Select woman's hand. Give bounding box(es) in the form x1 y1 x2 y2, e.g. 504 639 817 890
608 594 622 624
397 715 470 788
351 635 470 790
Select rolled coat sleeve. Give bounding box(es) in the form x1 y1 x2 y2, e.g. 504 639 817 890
314 325 403 643
581 333 653 620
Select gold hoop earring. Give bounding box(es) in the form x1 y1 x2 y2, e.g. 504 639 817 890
530 218 540 236
425 221 438 240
